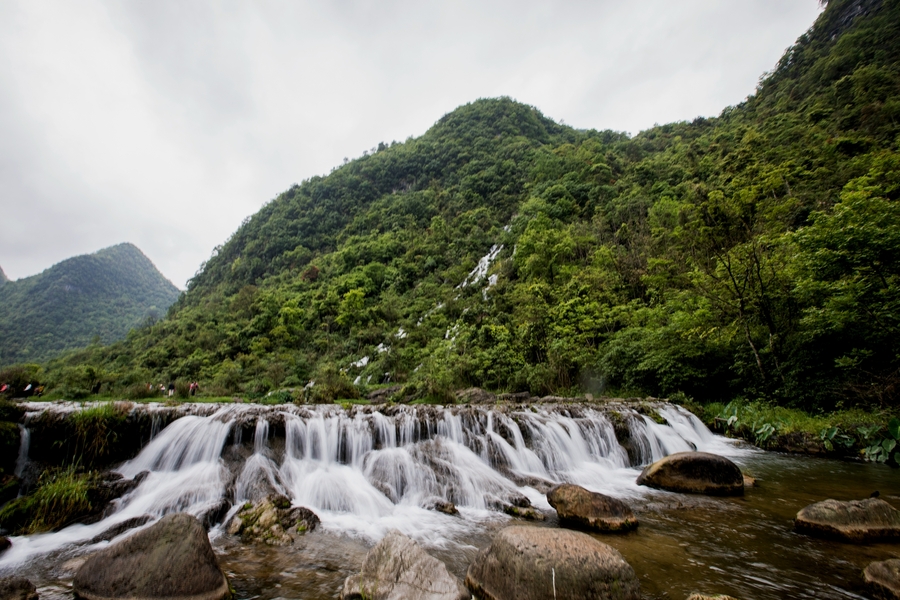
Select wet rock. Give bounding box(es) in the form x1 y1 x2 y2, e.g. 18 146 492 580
501 504 545 520
497 392 532 403
686 595 740 600
198 499 232 530
864 558 900 600
465 526 640 600
428 500 459 516
341 530 468 600
767 432 825 455
0 577 38 600
226 494 319 545
0 536 9 553
547 483 638 533
455 388 496 404
368 386 402 404
636 452 744 496
502 472 556 494
89 471 150 522
742 475 757 488
73 513 229 600
90 516 153 544
794 498 900 542
538 395 568 404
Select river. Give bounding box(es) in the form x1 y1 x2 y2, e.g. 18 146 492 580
0 402 897 599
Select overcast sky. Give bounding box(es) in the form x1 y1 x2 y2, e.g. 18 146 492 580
0 1 822 289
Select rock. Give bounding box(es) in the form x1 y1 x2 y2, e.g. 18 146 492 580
198 499 231 530
501 504 545 520
497 392 532 403
340 530 468 600
864 559 900 599
547 483 638 533
455 388 496 404
636 452 744 496
742 475 757 488
0 577 38 600
73 513 230 600
686 595 740 600
226 494 319 545
465 526 640 600
90 515 153 544
0 536 9 553
428 500 459 516
368 386 402 404
794 498 900 542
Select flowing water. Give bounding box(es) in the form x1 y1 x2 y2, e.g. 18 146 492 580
1 402 898 599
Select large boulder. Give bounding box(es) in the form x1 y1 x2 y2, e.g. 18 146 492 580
865 559 900 599
340 530 468 600
73 513 230 600
547 484 638 533
636 452 744 496
0 577 38 600
226 494 319 545
794 498 900 542
465 526 640 600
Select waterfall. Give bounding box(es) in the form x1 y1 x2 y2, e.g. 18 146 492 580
14 425 30 478
0 402 746 570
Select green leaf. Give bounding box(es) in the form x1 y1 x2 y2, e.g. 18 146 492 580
882 438 897 453
888 418 900 441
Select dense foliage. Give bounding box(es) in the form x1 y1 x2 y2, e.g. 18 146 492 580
34 0 900 412
0 243 180 367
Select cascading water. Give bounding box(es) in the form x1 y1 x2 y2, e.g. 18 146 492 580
4 401 894 600
0 402 741 572
14 424 30 479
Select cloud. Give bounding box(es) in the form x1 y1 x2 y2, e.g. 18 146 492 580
0 0 821 288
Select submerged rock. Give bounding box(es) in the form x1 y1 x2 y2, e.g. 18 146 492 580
547 483 638 532
864 558 900 599
73 513 230 600
340 530 468 600
226 494 319 545
90 515 153 544
465 526 640 600
0 577 38 600
636 452 744 496
794 498 900 542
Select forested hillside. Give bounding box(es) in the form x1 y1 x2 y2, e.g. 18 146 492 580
43 0 900 411
0 244 180 366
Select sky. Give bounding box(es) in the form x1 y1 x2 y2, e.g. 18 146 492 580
0 1 823 289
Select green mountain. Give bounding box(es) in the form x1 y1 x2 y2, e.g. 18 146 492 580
48 0 900 411
0 244 181 366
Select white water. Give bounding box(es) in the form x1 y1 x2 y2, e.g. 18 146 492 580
14 425 30 478
0 402 747 571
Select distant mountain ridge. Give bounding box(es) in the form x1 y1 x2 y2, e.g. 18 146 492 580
0 244 180 366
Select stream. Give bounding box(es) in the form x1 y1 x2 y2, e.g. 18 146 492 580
1 402 897 599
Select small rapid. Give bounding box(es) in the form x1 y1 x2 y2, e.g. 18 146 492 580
1 402 736 570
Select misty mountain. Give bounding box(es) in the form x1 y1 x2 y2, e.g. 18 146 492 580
0 243 180 366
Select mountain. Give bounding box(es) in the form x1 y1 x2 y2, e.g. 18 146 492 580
47 0 900 411
0 244 181 366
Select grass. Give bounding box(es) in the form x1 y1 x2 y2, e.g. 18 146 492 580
0 467 95 534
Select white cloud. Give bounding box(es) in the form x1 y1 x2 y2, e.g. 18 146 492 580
0 0 822 288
